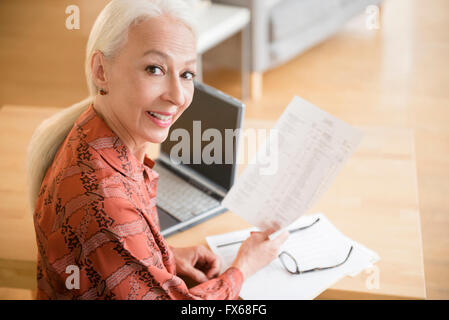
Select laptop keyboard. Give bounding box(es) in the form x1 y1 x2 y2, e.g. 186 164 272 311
154 163 221 222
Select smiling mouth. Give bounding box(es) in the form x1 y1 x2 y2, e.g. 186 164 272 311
146 111 173 121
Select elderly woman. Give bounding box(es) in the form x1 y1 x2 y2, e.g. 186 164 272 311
27 0 287 300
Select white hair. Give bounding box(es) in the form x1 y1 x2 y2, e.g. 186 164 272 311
26 0 197 213
86 0 197 95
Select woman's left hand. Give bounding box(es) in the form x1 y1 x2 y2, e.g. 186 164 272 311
170 245 221 283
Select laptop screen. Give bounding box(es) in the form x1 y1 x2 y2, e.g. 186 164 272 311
160 82 244 192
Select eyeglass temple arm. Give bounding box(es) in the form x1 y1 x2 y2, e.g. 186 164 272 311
298 245 354 274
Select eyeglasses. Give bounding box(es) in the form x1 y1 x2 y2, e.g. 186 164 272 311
279 245 353 275
216 217 353 275
278 218 353 275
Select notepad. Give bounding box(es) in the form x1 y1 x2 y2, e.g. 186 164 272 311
222 96 363 231
206 213 379 300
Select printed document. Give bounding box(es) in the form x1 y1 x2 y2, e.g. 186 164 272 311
222 96 363 230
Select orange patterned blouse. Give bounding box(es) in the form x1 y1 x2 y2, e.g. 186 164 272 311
33 104 243 300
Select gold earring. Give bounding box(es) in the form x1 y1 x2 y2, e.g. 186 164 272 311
99 89 108 95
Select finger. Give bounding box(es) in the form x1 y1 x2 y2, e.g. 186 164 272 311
195 246 217 264
186 267 209 283
263 227 278 237
262 221 282 236
205 256 221 278
271 230 290 247
250 230 270 241
259 224 281 239
196 247 221 278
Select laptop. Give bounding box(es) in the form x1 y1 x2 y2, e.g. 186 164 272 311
154 82 245 237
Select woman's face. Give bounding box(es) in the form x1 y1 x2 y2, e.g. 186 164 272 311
101 14 197 146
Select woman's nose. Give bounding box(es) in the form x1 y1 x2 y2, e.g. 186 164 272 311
162 75 185 107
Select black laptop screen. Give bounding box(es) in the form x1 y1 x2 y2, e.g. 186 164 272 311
160 83 243 191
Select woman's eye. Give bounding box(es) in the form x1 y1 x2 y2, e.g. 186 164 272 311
182 71 196 80
146 65 164 75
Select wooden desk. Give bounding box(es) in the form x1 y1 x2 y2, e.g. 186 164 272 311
0 106 426 299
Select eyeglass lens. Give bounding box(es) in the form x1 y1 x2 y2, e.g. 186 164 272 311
279 252 298 274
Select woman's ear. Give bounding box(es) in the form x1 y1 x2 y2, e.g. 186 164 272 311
91 51 109 92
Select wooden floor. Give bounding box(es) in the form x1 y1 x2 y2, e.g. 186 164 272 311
0 0 448 299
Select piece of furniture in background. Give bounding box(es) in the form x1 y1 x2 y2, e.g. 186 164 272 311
194 3 251 100
212 0 382 99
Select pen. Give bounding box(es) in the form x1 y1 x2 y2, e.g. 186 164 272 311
216 218 320 248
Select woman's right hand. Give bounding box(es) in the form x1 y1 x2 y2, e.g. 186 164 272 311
230 228 289 281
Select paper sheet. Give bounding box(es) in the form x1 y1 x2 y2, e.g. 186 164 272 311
222 96 363 230
206 213 379 300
